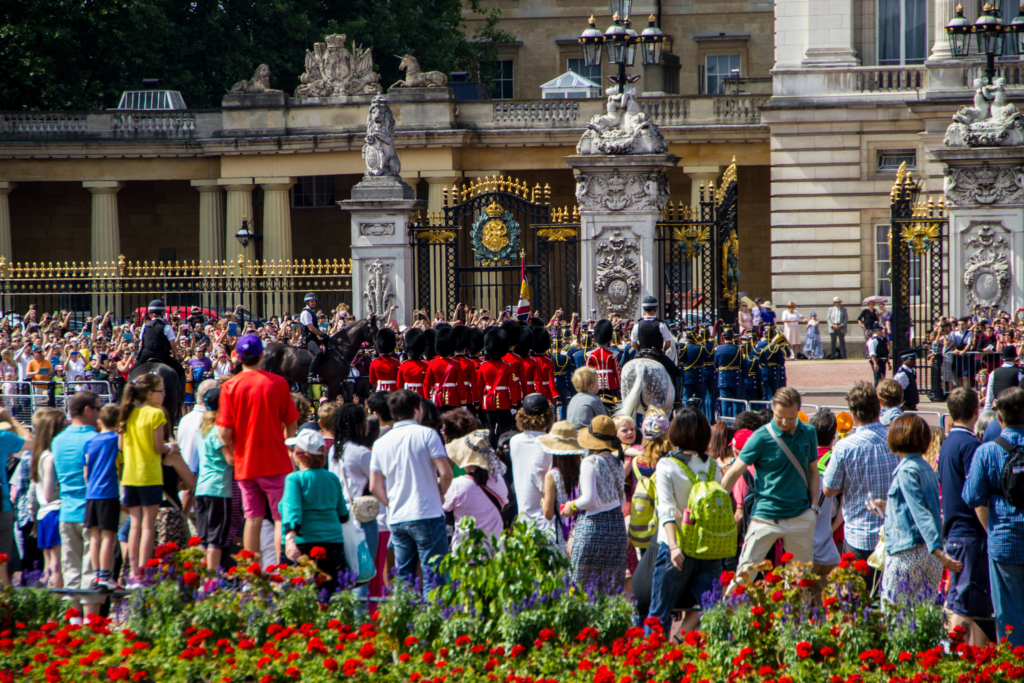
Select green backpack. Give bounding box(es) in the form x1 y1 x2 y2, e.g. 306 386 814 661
628 459 658 550
672 456 737 560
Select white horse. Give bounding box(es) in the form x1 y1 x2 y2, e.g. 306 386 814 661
616 358 675 419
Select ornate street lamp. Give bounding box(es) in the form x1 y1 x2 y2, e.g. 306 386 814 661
946 2 1023 84
235 215 262 248
580 5 669 93
639 15 666 66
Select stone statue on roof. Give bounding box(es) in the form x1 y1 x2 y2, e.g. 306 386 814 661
295 34 382 98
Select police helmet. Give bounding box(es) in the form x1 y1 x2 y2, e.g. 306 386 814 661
304 292 317 303
147 299 166 313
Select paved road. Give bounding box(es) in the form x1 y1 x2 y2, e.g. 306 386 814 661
784 359 949 427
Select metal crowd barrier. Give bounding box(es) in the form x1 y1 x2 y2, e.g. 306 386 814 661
904 410 944 429
0 381 37 424
54 381 116 411
716 398 750 425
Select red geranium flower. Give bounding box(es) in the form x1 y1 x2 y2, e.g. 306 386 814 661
188 536 201 547
733 584 747 596
405 636 420 647
579 660 594 671
593 666 616 683
853 560 870 575
247 564 262 576
820 647 835 658
795 642 812 659
359 642 376 659
310 547 327 560
771 590 785 602
780 552 794 563
323 658 338 672
720 570 736 587
285 666 300 679
182 572 198 586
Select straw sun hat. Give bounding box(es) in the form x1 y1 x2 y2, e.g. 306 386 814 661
446 429 495 470
576 415 621 452
536 420 584 455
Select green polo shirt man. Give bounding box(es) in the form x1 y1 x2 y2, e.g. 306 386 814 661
722 387 821 580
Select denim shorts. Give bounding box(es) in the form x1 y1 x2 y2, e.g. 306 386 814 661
122 484 163 508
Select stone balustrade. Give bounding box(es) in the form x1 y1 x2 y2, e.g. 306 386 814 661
773 65 929 102
0 110 219 139
1 113 89 135
110 110 198 135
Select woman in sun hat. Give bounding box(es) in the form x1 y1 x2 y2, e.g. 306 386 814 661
444 429 508 550
559 415 627 592
537 420 585 549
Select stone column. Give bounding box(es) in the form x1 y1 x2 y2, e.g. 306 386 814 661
775 0 810 69
935 149 1024 318
339 175 425 327
0 182 15 261
83 181 124 264
683 166 722 209
258 177 296 264
191 180 225 264
564 154 680 320
802 0 859 66
218 178 256 262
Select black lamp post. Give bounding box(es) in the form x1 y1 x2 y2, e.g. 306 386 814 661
946 2 1023 85
579 0 667 94
235 215 262 248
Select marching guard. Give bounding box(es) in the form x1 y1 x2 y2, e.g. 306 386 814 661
368 328 400 392
714 328 744 417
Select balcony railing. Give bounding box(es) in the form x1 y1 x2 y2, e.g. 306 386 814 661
1 113 89 135
492 100 581 125
111 111 197 135
773 65 928 100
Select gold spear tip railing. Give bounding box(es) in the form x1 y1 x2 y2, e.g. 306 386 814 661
0 257 353 280
442 175 552 207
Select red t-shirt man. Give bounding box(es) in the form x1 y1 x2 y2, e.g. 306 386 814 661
216 334 299 562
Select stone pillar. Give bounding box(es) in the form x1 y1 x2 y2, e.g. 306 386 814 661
191 180 225 264
83 181 124 264
339 175 425 327
936 150 1024 318
802 0 859 66
258 177 296 264
775 0 810 69
564 154 680 320
683 166 722 208
218 178 256 262
0 182 15 261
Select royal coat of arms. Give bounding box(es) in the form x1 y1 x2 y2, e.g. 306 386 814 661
471 203 520 262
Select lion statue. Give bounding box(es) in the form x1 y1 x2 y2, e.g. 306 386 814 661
228 64 282 94
363 95 401 177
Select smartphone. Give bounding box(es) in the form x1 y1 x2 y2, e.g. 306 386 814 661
123 332 131 341
228 322 238 336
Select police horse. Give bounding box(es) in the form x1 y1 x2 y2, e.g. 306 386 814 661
616 359 675 420
262 317 378 400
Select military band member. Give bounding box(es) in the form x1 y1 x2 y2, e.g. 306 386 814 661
453 324 477 408
501 320 527 406
478 328 516 447
424 326 464 409
532 327 558 406
702 325 718 421
761 330 789 399
552 327 577 421
714 328 744 417
397 328 429 399
680 329 707 409
368 328 400 392
588 319 621 402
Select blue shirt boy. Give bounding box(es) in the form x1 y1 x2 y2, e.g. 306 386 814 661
81 431 120 500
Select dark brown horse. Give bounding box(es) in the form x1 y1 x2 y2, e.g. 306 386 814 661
261 317 378 400
126 361 183 425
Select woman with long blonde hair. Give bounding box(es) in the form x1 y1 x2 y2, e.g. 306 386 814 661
31 408 68 588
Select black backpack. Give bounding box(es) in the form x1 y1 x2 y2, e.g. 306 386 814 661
993 437 1024 509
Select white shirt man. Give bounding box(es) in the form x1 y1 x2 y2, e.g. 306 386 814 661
65 352 86 383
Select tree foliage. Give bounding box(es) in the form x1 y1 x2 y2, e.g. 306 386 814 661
0 0 515 110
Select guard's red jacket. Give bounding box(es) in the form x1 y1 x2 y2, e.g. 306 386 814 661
368 356 400 392
532 354 558 402
454 354 477 405
587 346 621 391
424 356 463 408
502 352 527 404
397 359 429 398
477 359 515 411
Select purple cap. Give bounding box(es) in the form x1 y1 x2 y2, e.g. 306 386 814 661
236 333 263 358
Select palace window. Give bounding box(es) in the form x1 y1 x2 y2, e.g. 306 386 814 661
291 176 336 209
493 60 514 100
876 224 921 299
705 54 740 95
567 58 602 84
877 0 927 65
876 149 917 173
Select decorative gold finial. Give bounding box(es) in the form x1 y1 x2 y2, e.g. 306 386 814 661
649 13 656 21
612 11 620 21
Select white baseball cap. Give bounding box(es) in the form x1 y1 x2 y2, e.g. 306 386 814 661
285 430 324 455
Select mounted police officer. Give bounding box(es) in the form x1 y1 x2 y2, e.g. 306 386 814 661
714 327 744 417
679 328 706 411
136 299 186 392
631 296 682 401
301 292 327 384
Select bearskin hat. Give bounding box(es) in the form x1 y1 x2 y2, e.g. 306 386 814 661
423 328 437 360
484 327 511 361
434 326 457 357
375 327 397 355
454 324 471 352
404 328 425 360
500 319 522 344
532 326 552 354
467 326 485 356
514 329 533 357
593 319 614 345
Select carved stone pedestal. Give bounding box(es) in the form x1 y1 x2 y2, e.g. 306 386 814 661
564 154 679 320
936 147 1024 317
339 176 424 326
